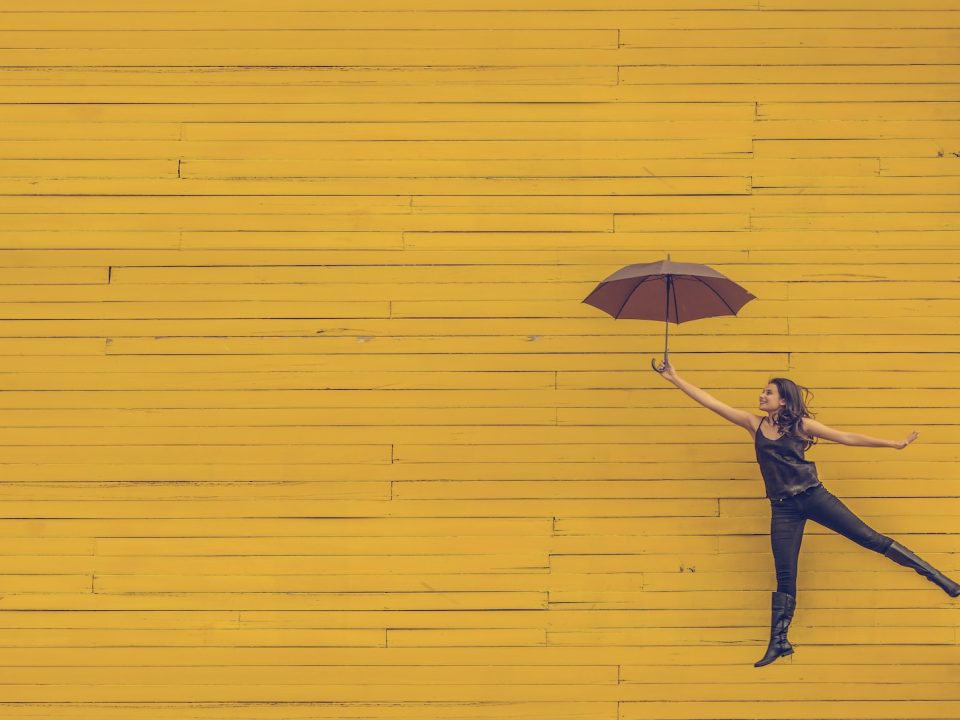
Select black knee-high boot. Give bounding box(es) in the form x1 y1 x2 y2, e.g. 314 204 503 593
754 590 796 667
883 540 960 597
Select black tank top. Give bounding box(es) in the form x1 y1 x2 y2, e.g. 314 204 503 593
755 419 820 501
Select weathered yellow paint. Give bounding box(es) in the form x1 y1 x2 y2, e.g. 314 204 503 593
0 2 957 719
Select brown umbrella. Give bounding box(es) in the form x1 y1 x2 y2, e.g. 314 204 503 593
581 255 757 373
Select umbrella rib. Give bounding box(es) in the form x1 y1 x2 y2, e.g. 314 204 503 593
613 274 655 318
690 275 738 315
670 274 680 323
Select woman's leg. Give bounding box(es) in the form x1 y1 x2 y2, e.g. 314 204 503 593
801 486 959 597
800 486 893 554
755 499 805 667
770 498 807 598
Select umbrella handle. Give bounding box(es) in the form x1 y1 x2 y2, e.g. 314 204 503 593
651 357 662 373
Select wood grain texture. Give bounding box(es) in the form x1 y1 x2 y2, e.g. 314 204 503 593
0 3 958 719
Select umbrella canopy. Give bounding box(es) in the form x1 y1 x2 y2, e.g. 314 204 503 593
582 256 756 371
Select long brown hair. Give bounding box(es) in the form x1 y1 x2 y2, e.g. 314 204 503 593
768 377 818 452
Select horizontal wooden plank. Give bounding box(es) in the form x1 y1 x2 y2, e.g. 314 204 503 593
0 158 878 180
175 159 747 179
2 78 957 103
76 554 553 575
0 159 177 178
0 662 616 685
0 386 953 411
755 138 956 157
0 138 763 157
4 280 958 304
560 554 960 577
620 699 960 720
765 0 960 8
623 65 960 84
83 534 954 556
7 195 960 216
0 640 954 665
0 47 955 71
0 157 760 178
0 29 621 49
0 178 758 197
83 536 518 561
9 317 960 352
620 664 960 683
1 11 958 31
0 461 951 484
622 28 960 46
0 101 755 122
2 353 960 375
0 606 948 632
0 303 399 321
725 215 960 231
0 49 955 73
0 83 956 107
17 517 550 537
0 644 949 679
0 262 944 290
0 95 928 125
0 60 621 82
0 496 718 518
760 100 960 120
881 158 960 175
0 698 614 719
0 211 616 231
17 659 960 691
392 479 960 501
0 622 932 656
753 177 960 194
0 0 750 8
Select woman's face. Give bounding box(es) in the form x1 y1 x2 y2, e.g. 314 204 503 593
759 383 785 413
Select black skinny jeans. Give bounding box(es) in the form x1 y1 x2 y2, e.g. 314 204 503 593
769 483 894 599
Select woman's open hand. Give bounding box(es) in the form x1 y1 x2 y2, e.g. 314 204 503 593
651 357 678 383
894 431 919 450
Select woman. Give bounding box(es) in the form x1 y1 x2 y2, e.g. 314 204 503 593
652 357 960 667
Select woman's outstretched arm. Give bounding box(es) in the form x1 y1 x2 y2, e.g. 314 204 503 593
800 417 919 450
653 357 756 433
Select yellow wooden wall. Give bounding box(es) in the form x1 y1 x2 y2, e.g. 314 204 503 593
0 1 958 718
